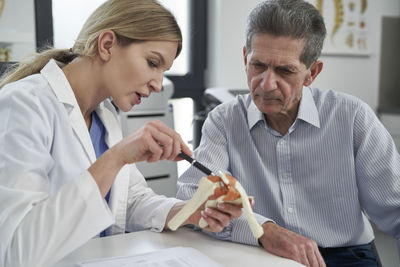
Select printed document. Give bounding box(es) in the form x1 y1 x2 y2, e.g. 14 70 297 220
78 246 222 267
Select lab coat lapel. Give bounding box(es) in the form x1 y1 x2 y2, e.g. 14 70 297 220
69 108 97 163
40 59 96 163
95 100 122 148
96 101 129 234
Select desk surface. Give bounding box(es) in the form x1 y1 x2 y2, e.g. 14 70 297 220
54 228 304 267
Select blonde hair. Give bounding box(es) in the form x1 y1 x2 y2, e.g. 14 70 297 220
0 0 182 88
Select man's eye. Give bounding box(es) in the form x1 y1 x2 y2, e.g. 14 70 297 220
278 68 293 75
250 63 265 69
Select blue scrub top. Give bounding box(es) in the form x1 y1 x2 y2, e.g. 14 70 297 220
89 111 111 237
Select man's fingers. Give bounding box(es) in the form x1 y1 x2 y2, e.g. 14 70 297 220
203 208 230 227
201 211 224 232
298 242 313 267
315 248 326 267
217 203 243 219
259 222 326 267
304 239 323 267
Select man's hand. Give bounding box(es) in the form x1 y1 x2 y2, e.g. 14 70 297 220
191 203 243 232
166 202 242 232
259 222 326 267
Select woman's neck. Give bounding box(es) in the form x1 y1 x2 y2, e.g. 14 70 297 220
62 57 107 129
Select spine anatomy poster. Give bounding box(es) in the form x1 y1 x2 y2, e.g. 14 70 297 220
307 0 370 55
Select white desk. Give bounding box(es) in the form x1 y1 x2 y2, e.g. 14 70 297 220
54 227 304 267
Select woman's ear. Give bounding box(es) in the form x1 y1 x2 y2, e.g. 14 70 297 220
98 30 118 62
304 60 323 86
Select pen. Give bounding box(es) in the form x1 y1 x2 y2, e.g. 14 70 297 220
178 151 215 176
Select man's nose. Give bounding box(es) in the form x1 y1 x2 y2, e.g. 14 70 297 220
260 69 277 91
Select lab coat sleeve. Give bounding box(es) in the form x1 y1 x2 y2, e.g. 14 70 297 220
125 165 182 232
1 172 114 267
0 87 114 267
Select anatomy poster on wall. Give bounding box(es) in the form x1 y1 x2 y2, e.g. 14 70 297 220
0 0 5 18
307 0 370 56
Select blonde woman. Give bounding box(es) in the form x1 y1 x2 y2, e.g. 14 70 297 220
0 1 242 266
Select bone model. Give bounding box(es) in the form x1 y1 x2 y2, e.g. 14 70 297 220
168 171 264 238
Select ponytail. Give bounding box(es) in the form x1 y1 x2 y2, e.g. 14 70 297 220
0 0 182 89
0 48 78 89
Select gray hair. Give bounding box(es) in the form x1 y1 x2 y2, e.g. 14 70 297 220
245 0 326 67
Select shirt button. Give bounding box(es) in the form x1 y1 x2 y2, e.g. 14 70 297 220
287 207 293 213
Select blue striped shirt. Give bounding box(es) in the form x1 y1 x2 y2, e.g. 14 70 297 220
177 86 400 248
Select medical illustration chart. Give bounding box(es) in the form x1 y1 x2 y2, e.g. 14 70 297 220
307 0 370 55
78 247 223 267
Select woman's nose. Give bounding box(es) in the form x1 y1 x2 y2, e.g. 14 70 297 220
150 75 163 93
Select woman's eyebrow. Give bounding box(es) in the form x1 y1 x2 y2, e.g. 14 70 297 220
150 51 165 66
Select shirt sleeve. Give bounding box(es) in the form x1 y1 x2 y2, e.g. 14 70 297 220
0 88 114 267
353 102 400 240
177 107 271 246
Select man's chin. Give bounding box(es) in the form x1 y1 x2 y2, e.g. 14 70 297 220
255 101 280 113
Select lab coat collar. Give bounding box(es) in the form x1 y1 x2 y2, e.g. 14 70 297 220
40 59 76 110
40 59 97 163
41 60 123 147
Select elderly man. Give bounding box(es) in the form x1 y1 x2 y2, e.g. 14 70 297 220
177 1 400 267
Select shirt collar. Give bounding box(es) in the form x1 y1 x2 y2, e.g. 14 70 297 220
247 98 264 130
247 86 320 130
297 86 320 128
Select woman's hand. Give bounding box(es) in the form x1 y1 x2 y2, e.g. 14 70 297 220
114 120 192 164
166 202 243 232
89 120 191 197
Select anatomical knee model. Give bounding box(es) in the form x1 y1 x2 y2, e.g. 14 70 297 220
168 172 264 238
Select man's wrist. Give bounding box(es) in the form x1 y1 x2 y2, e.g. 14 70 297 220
258 221 276 247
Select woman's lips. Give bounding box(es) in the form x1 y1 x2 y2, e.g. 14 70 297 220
133 92 150 105
133 92 141 105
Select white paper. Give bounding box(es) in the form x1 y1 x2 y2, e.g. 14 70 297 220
77 246 223 267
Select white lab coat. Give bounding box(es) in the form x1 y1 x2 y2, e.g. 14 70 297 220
0 59 181 267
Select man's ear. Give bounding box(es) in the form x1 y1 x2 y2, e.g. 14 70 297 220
98 30 118 62
304 60 323 86
243 46 248 72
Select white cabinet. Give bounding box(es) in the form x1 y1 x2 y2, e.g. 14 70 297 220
119 78 179 197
